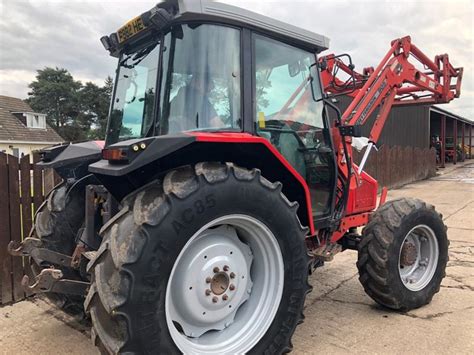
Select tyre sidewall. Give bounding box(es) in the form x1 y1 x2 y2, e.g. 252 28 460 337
120 174 308 353
387 207 448 308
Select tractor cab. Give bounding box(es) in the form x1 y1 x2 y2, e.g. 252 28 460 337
99 0 336 220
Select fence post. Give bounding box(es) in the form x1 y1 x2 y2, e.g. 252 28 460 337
20 155 33 237
0 153 13 304
20 155 35 296
8 155 25 301
32 152 43 213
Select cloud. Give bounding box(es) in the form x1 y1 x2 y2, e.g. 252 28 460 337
221 0 473 118
0 0 472 119
0 0 153 94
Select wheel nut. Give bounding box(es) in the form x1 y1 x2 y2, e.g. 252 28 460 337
230 272 236 279
223 265 230 272
222 294 228 301
205 289 212 296
229 284 235 291
213 267 220 273
205 277 212 283
212 296 218 303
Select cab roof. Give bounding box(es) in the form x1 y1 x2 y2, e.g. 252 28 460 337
105 0 330 56
176 0 330 52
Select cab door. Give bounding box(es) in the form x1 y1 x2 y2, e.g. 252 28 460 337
252 33 336 220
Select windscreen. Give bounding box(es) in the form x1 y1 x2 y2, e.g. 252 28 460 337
158 24 241 134
106 42 160 145
106 24 242 145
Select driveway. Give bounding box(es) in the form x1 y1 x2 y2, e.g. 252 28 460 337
0 163 473 354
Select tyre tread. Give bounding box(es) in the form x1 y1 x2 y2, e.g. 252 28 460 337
357 197 448 311
87 162 311 354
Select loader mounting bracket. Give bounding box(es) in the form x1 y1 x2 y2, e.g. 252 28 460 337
338 124 363 137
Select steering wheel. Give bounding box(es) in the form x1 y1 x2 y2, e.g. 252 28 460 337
258 120 306 148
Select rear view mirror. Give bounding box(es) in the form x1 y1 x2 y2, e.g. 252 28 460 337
309 62 324 102
288 61 301 77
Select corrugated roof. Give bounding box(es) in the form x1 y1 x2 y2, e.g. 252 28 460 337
0 95 64 143
430 106 473 125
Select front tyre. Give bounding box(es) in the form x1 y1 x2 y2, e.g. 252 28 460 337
86 162 311 354
357 198 448 311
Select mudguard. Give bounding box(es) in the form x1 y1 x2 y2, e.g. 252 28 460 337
89 133 314 233
38 141 104 180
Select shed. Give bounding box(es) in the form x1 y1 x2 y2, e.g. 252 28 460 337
429 106 473 166
330 95 472 188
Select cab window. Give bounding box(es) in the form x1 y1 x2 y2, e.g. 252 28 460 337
159 24 241 134
253 34 334 218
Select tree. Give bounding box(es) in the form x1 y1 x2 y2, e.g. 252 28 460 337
78 77 113 139
27 67 83 141
94 76 114 139
255 69 272 113
27 68 113 141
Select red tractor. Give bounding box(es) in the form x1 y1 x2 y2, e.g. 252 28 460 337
9 0 463 353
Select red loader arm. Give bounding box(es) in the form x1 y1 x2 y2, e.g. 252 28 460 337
317 36 462 240
321 36 463 144
320 54 373 97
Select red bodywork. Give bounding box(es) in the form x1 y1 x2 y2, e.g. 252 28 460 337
190 37 462 244
321 36 462 242
190 132 316 234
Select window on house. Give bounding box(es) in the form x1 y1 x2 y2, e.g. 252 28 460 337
26 113 46 129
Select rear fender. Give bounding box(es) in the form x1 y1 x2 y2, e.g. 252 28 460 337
89 133 314 233
38 141 104 181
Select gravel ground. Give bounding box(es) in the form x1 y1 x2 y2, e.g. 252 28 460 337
0 162 472 354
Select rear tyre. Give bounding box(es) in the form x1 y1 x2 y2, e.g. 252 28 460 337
33 182 86 315
357 198 448 311
85 162 311 354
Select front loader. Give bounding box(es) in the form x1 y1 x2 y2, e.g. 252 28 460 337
9 0 463 353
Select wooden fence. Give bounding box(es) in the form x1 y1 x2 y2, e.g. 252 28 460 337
353 145 437 189
0 152 61 305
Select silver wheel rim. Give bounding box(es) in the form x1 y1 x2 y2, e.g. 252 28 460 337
398 224 439 291
165 214 284 354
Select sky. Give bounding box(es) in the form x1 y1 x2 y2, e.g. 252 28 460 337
0 0 472 119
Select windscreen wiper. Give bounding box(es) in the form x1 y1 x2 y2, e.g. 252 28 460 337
120 42 159 69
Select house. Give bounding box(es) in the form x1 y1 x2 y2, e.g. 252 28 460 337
0 95 64 158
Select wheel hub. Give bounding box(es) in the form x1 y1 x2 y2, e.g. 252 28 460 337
210 271 230 295
167 225 253 338
398 225 439 291
400 241 417 266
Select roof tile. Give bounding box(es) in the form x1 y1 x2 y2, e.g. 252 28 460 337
0 95 64 143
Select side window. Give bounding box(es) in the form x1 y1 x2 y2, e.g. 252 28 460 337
254 35 326 143
254 34 334 218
